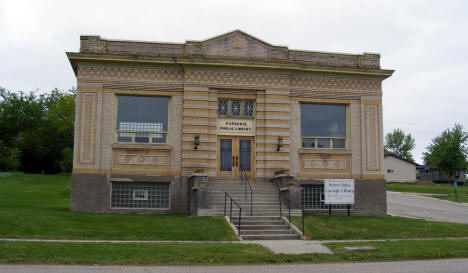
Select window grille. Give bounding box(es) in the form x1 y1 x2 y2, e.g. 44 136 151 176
231 101 241 116
111 182 170 209
218 100 228 116
119 122 163 132
244 101 254 117
301 185 352 210
217 99 255 118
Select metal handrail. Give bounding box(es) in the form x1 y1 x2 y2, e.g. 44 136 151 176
279 190 305 237
224 192 243 236
240 166 253 216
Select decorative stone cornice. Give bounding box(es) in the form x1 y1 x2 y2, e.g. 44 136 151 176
69 30 394 78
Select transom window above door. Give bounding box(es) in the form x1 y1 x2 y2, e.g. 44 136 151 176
218 99 255 118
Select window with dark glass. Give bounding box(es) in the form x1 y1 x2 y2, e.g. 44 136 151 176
116 96 169 144
301 104 347 149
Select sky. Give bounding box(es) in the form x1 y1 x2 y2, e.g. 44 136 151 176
0 0 467 164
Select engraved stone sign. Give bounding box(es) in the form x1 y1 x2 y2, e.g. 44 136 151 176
217 118 255 136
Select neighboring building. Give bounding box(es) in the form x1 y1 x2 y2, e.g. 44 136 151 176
384 154 418 183
67 30 394 216
417 165 466 184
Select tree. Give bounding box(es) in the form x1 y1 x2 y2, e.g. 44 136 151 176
0 87 75 173
384 128 416 162
424 124 468 179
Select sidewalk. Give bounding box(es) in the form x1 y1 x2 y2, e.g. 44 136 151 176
2 237 468 255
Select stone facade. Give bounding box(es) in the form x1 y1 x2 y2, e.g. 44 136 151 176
67 30 393 215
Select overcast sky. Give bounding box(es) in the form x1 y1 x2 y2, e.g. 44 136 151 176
1 0 467 164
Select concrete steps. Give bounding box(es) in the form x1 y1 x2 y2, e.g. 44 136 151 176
199 180 302 240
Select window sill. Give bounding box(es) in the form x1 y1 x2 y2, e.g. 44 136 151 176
112 143 172 151
299 149 351 155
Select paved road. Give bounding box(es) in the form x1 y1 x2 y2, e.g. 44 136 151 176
387 191 468 224
1 259 468 273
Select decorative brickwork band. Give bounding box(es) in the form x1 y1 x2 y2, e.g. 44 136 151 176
79 93 96 164
366 105 380 171
78 66 184 83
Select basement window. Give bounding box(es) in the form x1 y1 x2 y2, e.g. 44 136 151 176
301 184 352 210
111 182 170 209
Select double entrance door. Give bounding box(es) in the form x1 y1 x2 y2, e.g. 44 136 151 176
217 136 254 180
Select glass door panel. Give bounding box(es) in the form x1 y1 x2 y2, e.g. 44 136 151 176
220 139 232 171
239 140 251 171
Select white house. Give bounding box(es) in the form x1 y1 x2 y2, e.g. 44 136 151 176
384 154 418 183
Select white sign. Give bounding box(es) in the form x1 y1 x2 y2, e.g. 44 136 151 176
324 179 355 205
217 118 255 136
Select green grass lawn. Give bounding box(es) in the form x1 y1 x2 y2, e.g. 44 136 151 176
292 215 468 240
0 173 236 241
1 239 468 265
387 183 468 203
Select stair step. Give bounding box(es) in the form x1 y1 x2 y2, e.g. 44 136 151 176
240 230 296 235
238 216 282 220
242 234 300 240
231 220 285 225
240 225 290 230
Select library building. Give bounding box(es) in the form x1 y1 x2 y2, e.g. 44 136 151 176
67 30 394 220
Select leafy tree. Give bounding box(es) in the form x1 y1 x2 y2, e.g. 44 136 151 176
424 124 468 179
0 87 75 173
384 128 416 162
0 140 21 171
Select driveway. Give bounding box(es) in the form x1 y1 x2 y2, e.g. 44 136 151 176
387 191 468 224
1 259 468 273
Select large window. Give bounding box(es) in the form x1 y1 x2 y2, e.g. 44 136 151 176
218 99 255 118
116 96 168 144
301 103 347 149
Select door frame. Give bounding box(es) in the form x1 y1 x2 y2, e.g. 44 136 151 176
217 136 255 180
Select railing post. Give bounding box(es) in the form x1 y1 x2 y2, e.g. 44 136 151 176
279 191 282 217
238 208 242 236
302 208 305 237
224 192 227 216
288 199 291 224
250 190 253 216
244 176 247 200
230 199 233 222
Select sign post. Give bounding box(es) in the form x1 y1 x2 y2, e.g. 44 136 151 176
454 179 458 202
324 179 355 216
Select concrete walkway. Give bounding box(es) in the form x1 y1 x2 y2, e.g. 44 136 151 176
3 237 468 255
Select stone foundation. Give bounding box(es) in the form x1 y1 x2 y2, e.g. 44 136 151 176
295 179 387 217
71 173 188 214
